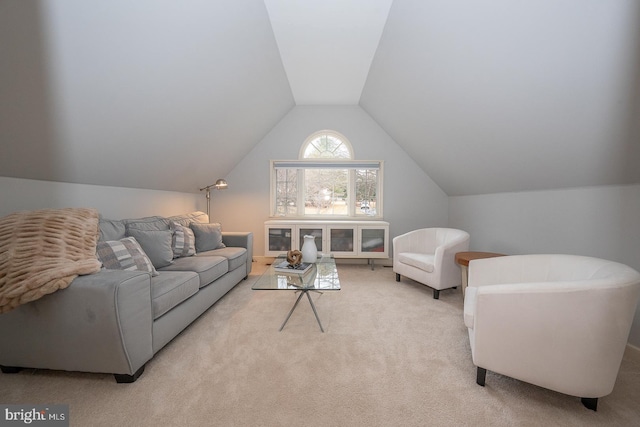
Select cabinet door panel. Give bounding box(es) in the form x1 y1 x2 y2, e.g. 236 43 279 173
360 228 385 252
268 227 293 252
329 227 356 256
358 226 389 258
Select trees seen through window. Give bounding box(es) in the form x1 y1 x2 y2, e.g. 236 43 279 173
272 131 382 219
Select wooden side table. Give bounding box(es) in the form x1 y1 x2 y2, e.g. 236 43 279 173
455 251 506 297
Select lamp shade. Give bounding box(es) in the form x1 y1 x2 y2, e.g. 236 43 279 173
214 179 228 189
199 178 228 220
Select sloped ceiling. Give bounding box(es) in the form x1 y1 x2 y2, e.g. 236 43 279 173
1 0 639 196
0 0 294 193
360 0 640 196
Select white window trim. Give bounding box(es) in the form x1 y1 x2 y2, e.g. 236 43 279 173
270 160 384 220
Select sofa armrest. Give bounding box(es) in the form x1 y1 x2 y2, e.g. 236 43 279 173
222 231 253 275
0 270 154 377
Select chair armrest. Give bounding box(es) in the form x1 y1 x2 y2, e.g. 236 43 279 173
469 281 639 397
434 237 470 286
463 286 477 328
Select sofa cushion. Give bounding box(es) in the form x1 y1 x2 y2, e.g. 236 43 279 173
170 221 196 258
99 217 126 241
126 228 174 269
100 213 208 241
197 247 247 271
190 222 226 252
158 255 228 288
96 237 158 276
150 271 199 320
123 216 169 232
397 252 435 273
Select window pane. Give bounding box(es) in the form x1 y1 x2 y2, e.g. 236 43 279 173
270 130 382 219
303 134 351 159
355 169 377 216
275 168 297 216
304 169 348 216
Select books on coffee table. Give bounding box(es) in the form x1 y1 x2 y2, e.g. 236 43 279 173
274 261 312 275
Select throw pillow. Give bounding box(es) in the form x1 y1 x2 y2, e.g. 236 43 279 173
125 228 174 269
170 221 196 258
190 222 226 252
167 211 209 227
96 237 158 276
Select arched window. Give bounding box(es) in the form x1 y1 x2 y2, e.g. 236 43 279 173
301 131 353 160
271 131 382 219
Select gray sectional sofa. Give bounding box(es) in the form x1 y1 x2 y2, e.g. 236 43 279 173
0 211 252 383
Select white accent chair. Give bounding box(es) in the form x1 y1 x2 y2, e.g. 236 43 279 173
464 254 640 411
393 228 470 299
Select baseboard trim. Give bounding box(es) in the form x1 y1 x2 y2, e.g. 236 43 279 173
252 256 273 265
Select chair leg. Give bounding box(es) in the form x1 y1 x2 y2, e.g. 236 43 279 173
581 397 598 411
476 367 486 386
395 273 400 282
474 367 596 411
433 289 440 299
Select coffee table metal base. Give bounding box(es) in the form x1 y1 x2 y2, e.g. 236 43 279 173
280 290 324 332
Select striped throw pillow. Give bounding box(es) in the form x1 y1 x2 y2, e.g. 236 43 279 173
96 237 158 276
170 221 196 258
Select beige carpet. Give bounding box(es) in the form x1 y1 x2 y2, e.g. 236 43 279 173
1 263 640 427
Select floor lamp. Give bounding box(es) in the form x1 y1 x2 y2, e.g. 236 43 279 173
199 179 228 221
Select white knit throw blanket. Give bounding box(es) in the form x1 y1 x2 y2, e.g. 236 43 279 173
0 207 102 313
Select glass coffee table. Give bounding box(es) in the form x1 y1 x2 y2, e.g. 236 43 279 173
252 255 340 332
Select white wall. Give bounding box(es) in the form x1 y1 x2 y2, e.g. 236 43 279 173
449 183 640 346
0 176 203 219
210 105 449 257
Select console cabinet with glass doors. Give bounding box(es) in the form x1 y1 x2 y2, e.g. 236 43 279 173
264 220 389 262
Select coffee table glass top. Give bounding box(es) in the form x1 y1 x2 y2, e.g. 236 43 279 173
252 254 340 291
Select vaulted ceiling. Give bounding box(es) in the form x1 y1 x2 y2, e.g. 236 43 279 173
1 0 639 196
264 0 393 105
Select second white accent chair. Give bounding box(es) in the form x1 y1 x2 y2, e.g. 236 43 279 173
393 228 470 299
464 254 640 411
